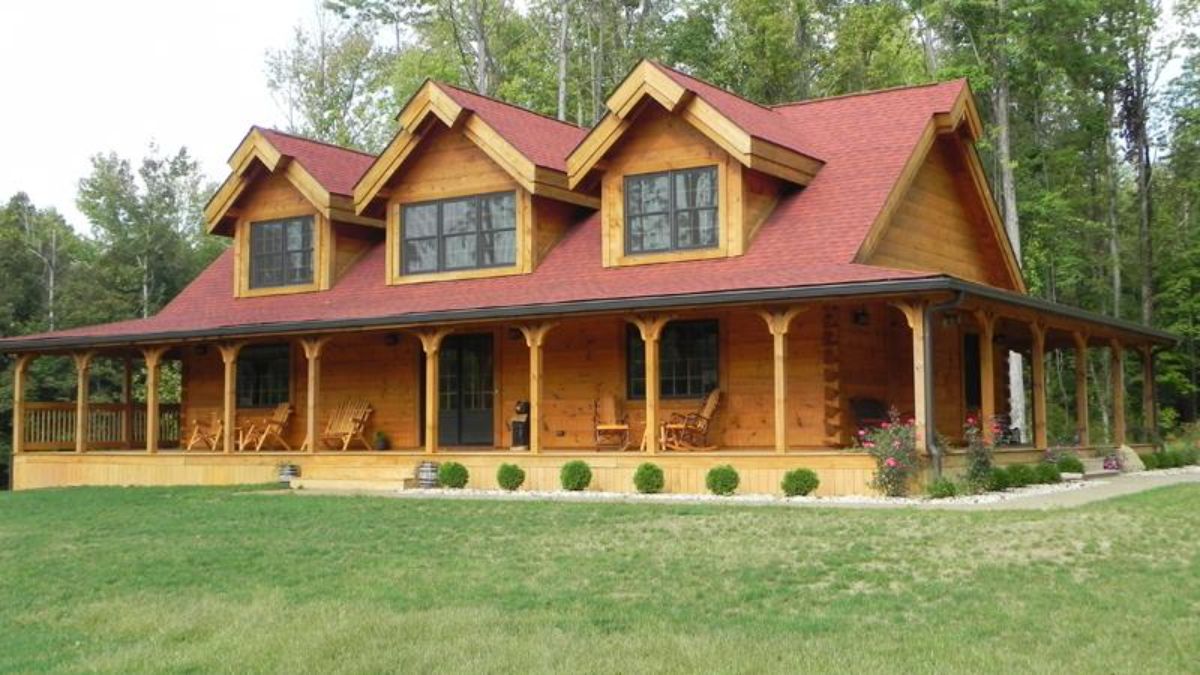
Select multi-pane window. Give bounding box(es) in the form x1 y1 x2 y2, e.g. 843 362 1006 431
402 192 517 274
624 166 718 254
627 320 719 399
249 216 314 289
236 344 290 408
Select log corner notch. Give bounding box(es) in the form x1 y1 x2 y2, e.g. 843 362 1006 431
627 314 673 454
756 306 808 454
413 328 452 454
517 322 557 454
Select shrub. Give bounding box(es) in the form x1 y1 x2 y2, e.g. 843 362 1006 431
496 463 525 491
1141 452 1160 470
1035 463 1063 484
437 462 469 489
781 468 820 497
706 465 740 496
963 414 993 491
1056 455 1085 474
1005 464 1036 488
986 466 1010 492
926 476 958 499
861 409 920 497
560 460 592 491
1167 449 1189 468
1179 447 1200 466
633 463 665 494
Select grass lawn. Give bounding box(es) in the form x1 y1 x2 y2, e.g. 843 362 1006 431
1 486 1198 673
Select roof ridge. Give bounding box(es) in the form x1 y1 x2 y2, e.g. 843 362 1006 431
254 125 377 158
433 81 588 130
769 79 961 109
647 60 781 115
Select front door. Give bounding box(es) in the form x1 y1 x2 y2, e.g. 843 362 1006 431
438 334 494 446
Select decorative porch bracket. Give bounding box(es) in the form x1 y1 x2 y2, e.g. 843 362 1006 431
628 314 672 454
518 322 557 455
142 346 169 454
299 336 332 452
756 306 808 454
72 351 95 453
217 342 245 453
414 328 452 454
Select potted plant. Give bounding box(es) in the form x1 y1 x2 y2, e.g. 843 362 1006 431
276 462 300 486
373 431 391 451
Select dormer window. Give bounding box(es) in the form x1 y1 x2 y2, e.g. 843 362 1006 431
402 192 517 274
249 216 314 289
625 166 718 254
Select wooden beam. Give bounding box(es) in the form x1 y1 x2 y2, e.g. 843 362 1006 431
1111 338 1126 446
72 352 94 454
142 346 169 454
415 328 452 454
894 301 929 453
629 314 672 454
217 343 244 453
1073 332 1090 447
973 310 997 445
11 354 34 455
300 337 332 453
518 323 557 454
756 307 808 454
1030 322 1048 450
1142 345 1156 441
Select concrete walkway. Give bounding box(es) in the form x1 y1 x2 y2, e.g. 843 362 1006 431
929 470 1200 511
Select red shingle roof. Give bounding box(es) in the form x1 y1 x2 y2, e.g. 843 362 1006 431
255 127 376 196
4 78 973 347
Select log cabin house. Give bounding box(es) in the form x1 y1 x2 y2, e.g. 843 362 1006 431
3 61 1173 495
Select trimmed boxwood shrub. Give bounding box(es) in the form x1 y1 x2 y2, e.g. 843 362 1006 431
706 465 740 496
986 466 1010 492
437 462 469 489
1141 452 1160 470
560 460 592 491
1056 455 1085 474
1035 462 1062 484
1166 449 1187 468
496 463 525 491
926 476 958 499
781 468 820 497
633 463 665 494
1005 464 1036 488
1180 447 1200 466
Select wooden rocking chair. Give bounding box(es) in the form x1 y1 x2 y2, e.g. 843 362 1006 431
321 399 373 451
241 403 293 452
186 412 224 451
661 388 722 451
594 395 631 450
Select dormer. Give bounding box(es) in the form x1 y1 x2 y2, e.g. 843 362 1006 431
567 61 825 268
354 81 597 284
203 127 381 298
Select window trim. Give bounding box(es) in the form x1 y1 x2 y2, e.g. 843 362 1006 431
623 165 719 256
247 216 316 290
235 343 292 409
626 319 720 401
400 191 518 276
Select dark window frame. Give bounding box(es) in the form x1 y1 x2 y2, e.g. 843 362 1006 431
624 165 719 255
626 319 720 400
236 344 291 408
400 191 517 275
248 216 315 289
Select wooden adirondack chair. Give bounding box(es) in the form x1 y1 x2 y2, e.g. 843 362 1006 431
321 399 373 451
661 388 722 451
594 395 631 450
186 412 224 451
241 403 293 452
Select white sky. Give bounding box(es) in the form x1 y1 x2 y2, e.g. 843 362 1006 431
0 0 313 230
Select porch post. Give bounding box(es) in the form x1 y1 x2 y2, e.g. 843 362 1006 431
1030 322 1048 450
72 351 94 453
416 329 451 454
973 310 997 444
300 337 331 453
1110 338 1126 446
519 323 556 455
1141 345 1156 441
895 301 929 454
217 343 244 453
757 307 806 454
630 315 671 455
11 354 34 455
1073 332 1090 447
142 346 168 454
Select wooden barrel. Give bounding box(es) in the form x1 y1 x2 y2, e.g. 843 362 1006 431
417 461 440 488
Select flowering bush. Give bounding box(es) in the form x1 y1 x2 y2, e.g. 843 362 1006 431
963 413 994 493
859 408 919 497
1102 453 1122 471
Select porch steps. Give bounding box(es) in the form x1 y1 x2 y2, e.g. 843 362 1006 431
290 478 415 492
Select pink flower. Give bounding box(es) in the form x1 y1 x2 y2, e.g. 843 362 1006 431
885 457 898 468
858 429 867 437
864 441 876 449
966 416 978 425
892 440 901 449
881 422 891 429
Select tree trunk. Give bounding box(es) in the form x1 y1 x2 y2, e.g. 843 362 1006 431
556 0 570 121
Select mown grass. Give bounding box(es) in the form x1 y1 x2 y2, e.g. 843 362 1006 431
1 485 1198 673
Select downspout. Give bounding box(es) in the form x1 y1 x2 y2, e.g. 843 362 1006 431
925 291 966 476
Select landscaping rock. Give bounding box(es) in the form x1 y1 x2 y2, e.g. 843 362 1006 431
1119 445 1145 472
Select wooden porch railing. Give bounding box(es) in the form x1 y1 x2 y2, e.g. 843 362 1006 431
23 402 182 451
